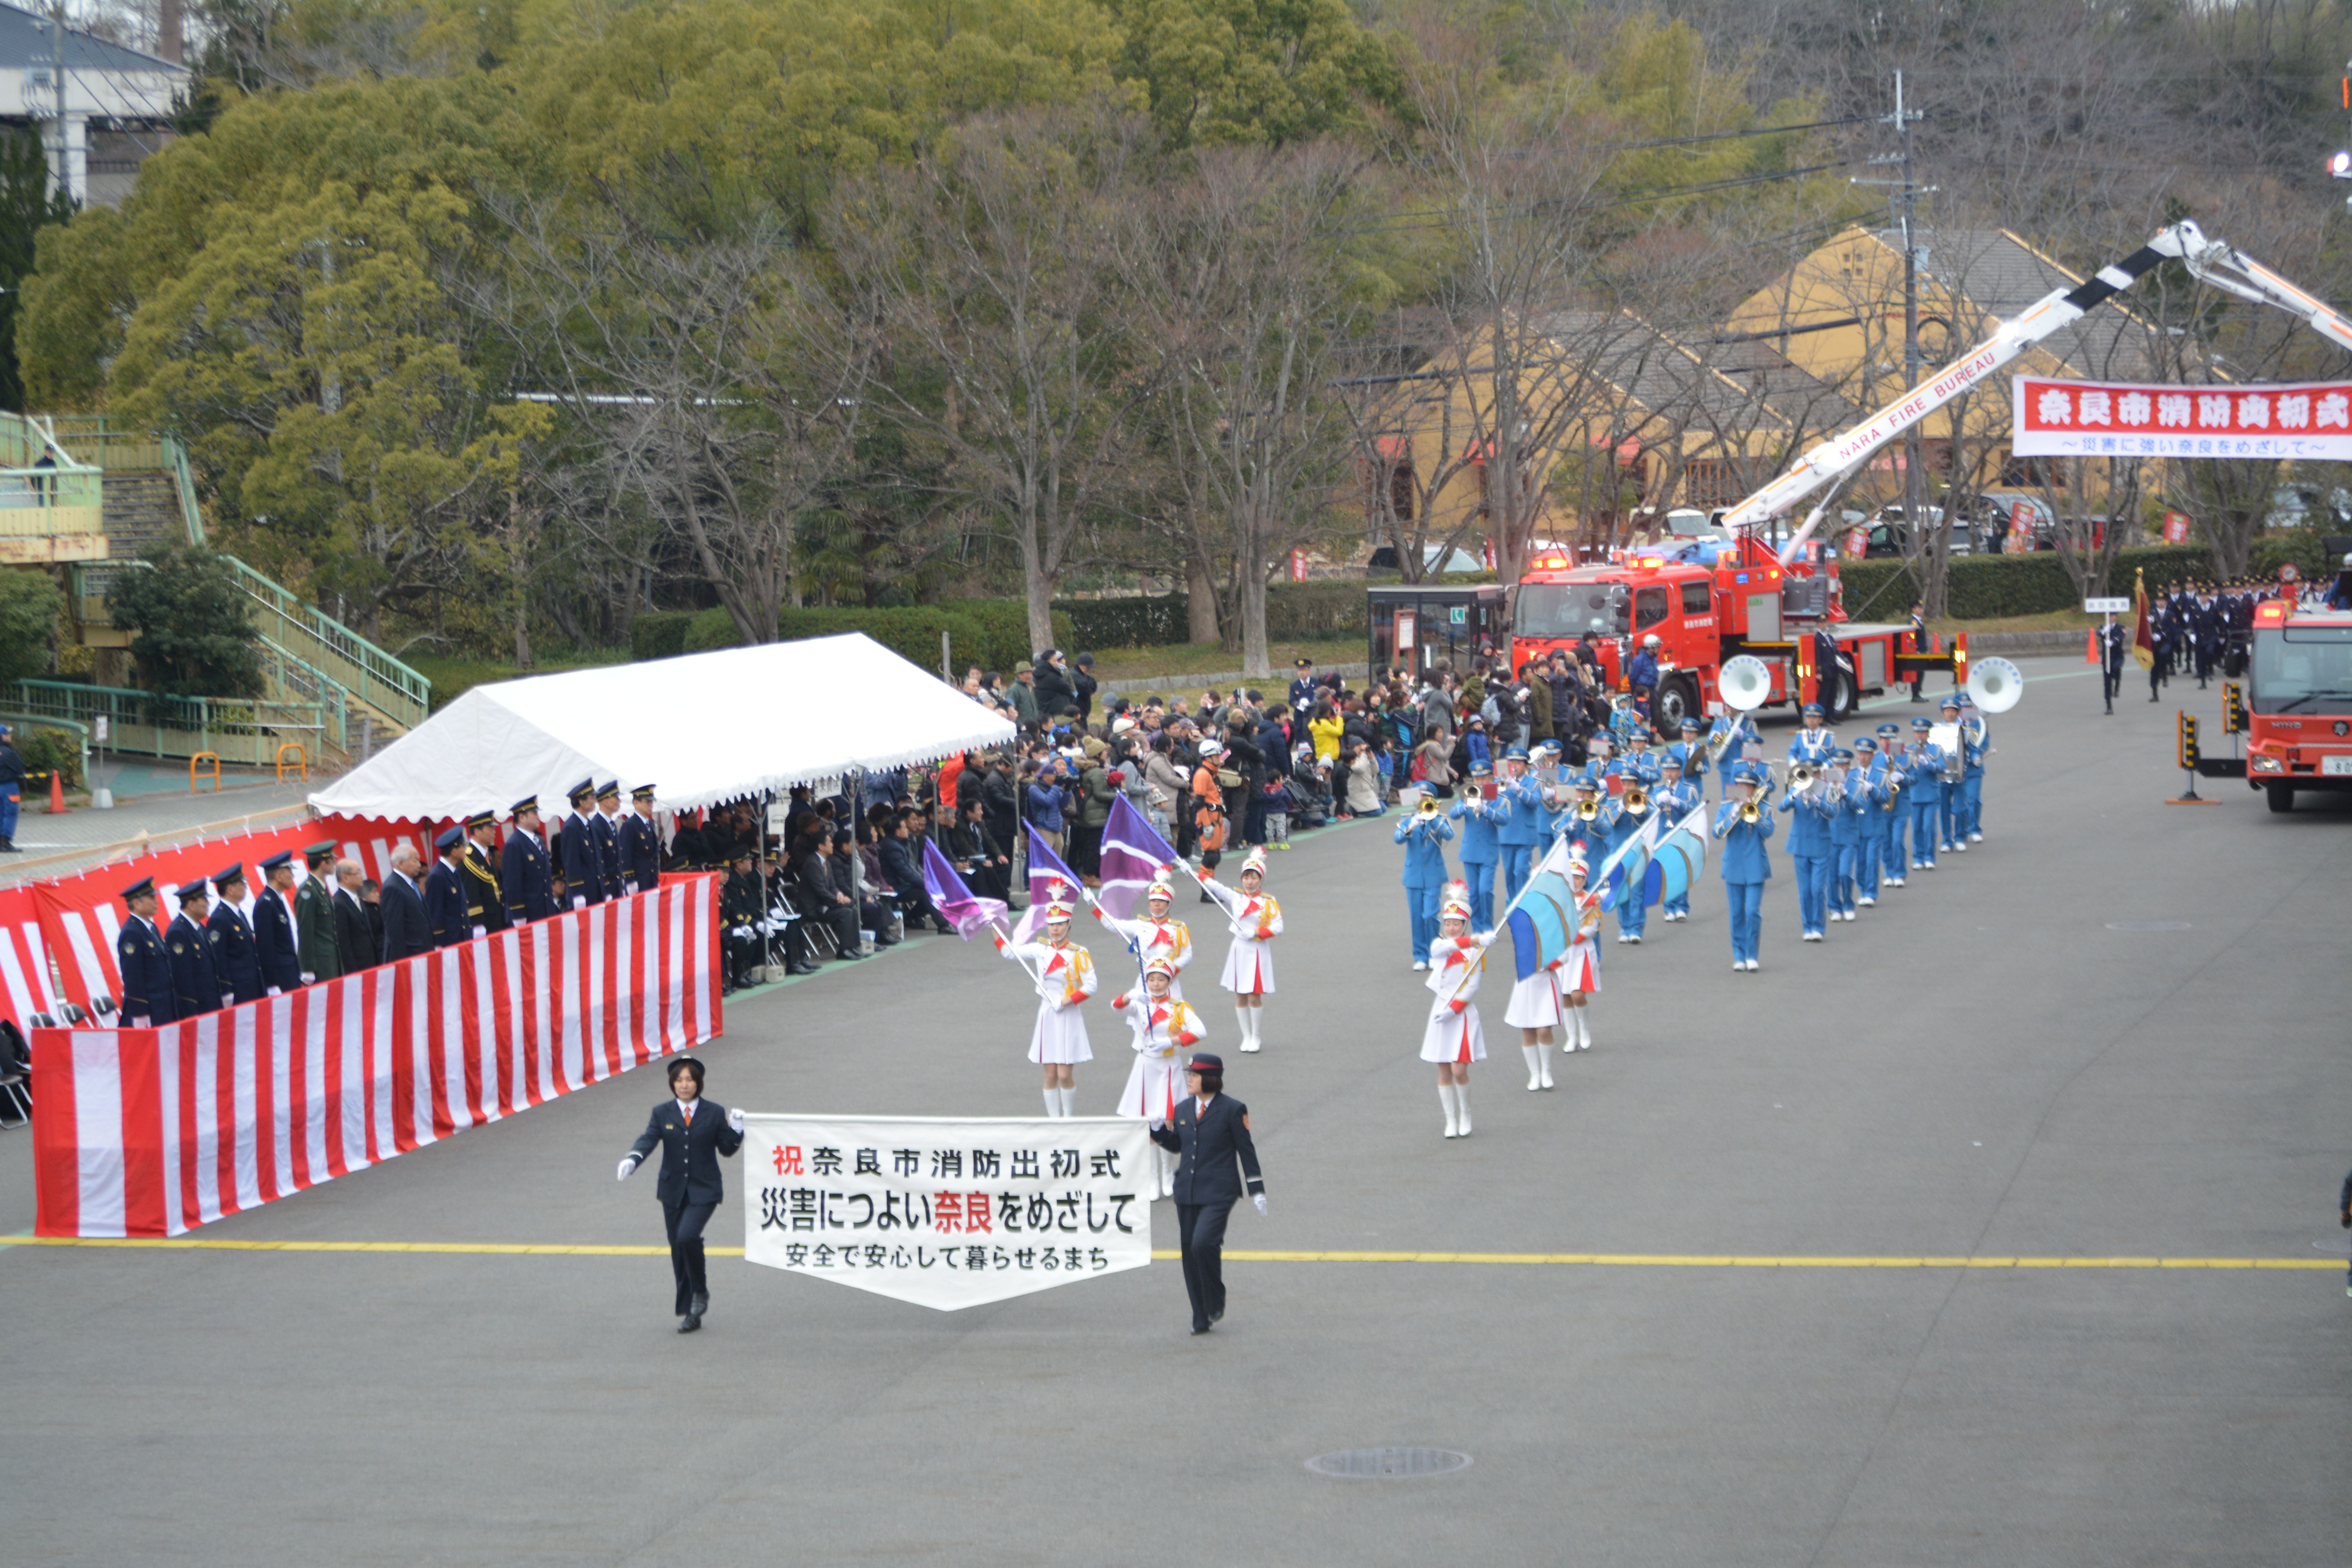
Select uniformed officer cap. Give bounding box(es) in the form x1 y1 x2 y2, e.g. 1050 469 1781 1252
305 840 338 866
596 780 620 800
1679 717 1700 732
1911 717 1933 731
176 879 210 902
1469 761 1493 775
212 864 245 890
1185 1052 1224 1074
1833 749 1855 762
1504 746 1529 761
1855 737 1878 753
260 849 294 874
464 810 496 831
121 876 157 902
632 784 656 802
666 1054 705 1084
566 777 595 803
434 825 466 852
1800 702 1825 717
512 795 542 817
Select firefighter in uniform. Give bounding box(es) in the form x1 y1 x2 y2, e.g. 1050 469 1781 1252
115 878 176 1026
593 782 625 900
621 784 663 894
166 879 221 1018
502 795 555 923
560 779 602 908
463 810 508 935
205 865 265 1006
424 825 471 946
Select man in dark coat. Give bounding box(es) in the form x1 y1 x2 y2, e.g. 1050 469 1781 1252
114 877 176 1026
621 784 662 894
166 880 221 1018
559 779 603 909
1148 1052 1267 1335
252 851 304 995
379 846 434 964
617 1055 744 1332
423 826 471 947
461 811 508 935
204 866 265 1006
592 782 625 900
332 860 376 974
501 797 554 923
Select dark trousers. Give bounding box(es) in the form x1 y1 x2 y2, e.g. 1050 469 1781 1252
1176 1198 1235 1330
2102 661 2122 709
815 899 860 953
665 1198 716 1315
1069 820 1103 877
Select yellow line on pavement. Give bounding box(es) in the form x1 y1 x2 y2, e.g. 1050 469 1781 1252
3 1236 2334 1269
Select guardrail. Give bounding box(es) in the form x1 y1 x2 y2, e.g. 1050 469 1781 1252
7 680 328 768
221 555 429 731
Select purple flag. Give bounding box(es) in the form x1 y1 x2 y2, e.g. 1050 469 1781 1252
921 839 1007 940
1012 831 1083 942
1096 795 1179 922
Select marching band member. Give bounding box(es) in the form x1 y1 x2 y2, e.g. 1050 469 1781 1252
994 898 1095 1117
1788 701 1837 768
1395 793 1454 971
1958 692 1988 844
1708 710 1760 801
1826 749 1863 922
1711 763 1775 971
1906 717 1945 871
1667 717 1707 803
1094 871 1194 999
1502 860 1566 1088
1561 773 1609 866
1779 756 1834 942
1613 756 1654 946
1877 724 1910 886
1654 755 1700 922
1200 848 1282 1051
1936 694 1967 854
1850 737 1887 907
1449 762 1503 929
1112 955 1202 1198
1421 883 1485 1139
1495 746 1543 904
1557 855 1603 1051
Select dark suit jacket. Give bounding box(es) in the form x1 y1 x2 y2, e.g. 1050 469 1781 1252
333 887 376 974
501 830 553 923
423 858 469 947
379 873 433 964
165 912 220 1018
627 1096 742 1207
115 916 177 1024
205 903 264 1004
1150 1092 1264 1206
561 813 604 906
253 886 303 993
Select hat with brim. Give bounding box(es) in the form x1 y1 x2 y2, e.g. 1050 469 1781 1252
212 865 245 890
464 811 495 831
1185 1053 1224 1074
512 795 543 817
305 840 338 866
121 877 156 902
435 825 465 851
260 849 294 875
666 1055 705 1084
176 880 210 902
567 778 595 804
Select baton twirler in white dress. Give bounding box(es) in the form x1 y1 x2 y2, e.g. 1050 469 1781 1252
996 900 1094 1117
1419 884 1486 1140
1094 874 1195 1000
1111 956 1201 1198
1202 846 1283 1053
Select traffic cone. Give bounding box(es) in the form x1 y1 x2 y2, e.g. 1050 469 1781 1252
47 769 68 814
2085 628 2098 663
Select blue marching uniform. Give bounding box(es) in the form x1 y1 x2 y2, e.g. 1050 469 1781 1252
1495 759 1543 905
1710 770 1775 968
1448 782 1503 930
1787 709 1837 770
1959 712 1988 843
1826 755 1864 920
1655 775 1701 919
1613 788 1659 941
1395 808 1454 965
1849 745 1888 906
1779 775 1835 939
1708 714 1759 800
1906 728 1945 870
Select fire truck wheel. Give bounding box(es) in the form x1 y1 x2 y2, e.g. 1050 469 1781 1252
2266 784 2295 814
1651 675 1700 735
1820 662 1857 722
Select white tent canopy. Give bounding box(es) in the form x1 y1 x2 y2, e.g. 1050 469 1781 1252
309 633 1016 822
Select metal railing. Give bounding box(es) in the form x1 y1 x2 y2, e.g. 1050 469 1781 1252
221 555 429 732
162 433 205 544
7 679 327 768
255 633 350 753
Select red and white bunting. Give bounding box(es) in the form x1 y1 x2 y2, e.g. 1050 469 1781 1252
2013 376 2352 461
31 875 721 1237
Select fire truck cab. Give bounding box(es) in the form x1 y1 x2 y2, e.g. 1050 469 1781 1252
2243 596 2352 811
1509 532 1960 731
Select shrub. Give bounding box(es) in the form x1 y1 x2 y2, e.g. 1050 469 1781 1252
103 546 263 697
1840 544 2214 621
0 567 60 685
1056 595 1189 649
629 611 695 661
947 596 1073 669
16 724 80 790
1265 580 1369 639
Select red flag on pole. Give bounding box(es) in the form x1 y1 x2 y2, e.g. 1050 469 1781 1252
2131 570 2155 671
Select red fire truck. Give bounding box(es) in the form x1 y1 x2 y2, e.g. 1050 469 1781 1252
2239 595 2352 811
1508 533 1960 730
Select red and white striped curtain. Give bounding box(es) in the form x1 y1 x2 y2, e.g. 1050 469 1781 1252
31 875 722 1238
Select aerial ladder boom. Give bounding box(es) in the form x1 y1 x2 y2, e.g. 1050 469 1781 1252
1716 220 2352 566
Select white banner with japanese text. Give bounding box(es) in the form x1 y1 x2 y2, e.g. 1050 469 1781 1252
2013 376 2352 461
741 1115 1154 1310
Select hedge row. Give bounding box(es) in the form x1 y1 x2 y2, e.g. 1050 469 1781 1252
679 603 1073 673
630 611 695 661
1839 545 2228 620
1054 581 1372 649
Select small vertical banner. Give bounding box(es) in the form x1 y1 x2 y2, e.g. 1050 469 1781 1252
1289 548 1307 583
2163 511 2193 544
1844 526 1868 557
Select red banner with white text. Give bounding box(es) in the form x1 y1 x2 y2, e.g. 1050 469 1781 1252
30 875 721 1237
2013 376 2352 461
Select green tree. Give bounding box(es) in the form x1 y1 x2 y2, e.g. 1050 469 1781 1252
103 546 266 697
1107 0 1401 149
0 566 63 684
0 127 76 411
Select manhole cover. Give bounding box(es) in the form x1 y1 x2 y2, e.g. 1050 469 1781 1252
2105 921 2192 931
1305 1447 1472 1479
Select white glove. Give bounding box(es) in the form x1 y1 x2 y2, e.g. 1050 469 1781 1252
267 986 282 998
221 993 234 1007
472 926 486 939
1252 1193 1268 1216
572 896 587 910
300 972 316 984
726 1107 744 1133
616 1156 639 1181
131 1015 150 1028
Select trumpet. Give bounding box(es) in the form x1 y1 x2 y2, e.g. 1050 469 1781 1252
1787 762 1818 795
1416 794 1442 818
1577 798 1600 821
1622 782 1649 815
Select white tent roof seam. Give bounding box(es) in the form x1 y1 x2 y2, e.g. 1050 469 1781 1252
309 633 1016 822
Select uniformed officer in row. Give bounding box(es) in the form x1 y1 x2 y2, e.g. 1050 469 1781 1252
560 779 602 908
296 842 343 985
254 850 304 995
167 880 221 1017
115 877 176 1026
621 784 662 895
463 810 508 935
425 825 471 946
502 796 555 923
593 781 624 899
205 865 265 1007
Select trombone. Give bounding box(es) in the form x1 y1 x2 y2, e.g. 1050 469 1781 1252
1738 797 1761 824
1622 781 1650 817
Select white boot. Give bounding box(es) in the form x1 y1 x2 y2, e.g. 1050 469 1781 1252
1249 1007 1265 1051
1235 1005 1256 1052
1538 1040 1554 1089
1060 1086 1079 1117
1156 1144 1176 1199
1454 1082 1472 1136
1044 1087 1062 1118
1522 1045 1543 1091
1438 1084 1460 1138
1575 1008 1593 1051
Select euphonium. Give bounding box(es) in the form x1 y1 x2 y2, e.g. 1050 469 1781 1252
1788 762 1818 794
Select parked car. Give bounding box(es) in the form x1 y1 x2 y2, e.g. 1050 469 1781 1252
1864 505 1976 558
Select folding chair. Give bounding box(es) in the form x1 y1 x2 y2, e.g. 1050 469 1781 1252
0 1019 33 1128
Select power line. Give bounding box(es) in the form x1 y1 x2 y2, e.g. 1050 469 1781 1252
1334 158 1858 240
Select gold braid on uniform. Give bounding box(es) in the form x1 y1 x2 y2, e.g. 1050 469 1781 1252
462 851 501 921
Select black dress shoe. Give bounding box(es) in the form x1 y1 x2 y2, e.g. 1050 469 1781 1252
1189 1323 1212 1335
788 962 820 977
1210 1306 1224 1323
678 1314 701 1334
689 1292 708 1317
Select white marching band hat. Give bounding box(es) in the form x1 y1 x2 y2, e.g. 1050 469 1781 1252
1241 846 1269 877
1143 955 1179 979
1439 879 1472 922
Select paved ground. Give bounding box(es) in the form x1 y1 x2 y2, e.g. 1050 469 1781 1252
1 775 311 887
3 657 2347 1565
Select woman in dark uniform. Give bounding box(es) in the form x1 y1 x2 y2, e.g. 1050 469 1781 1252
616 1056 743 1333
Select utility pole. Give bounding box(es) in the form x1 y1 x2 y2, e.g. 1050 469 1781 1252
51 0 67 204
1893 70 1925 541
